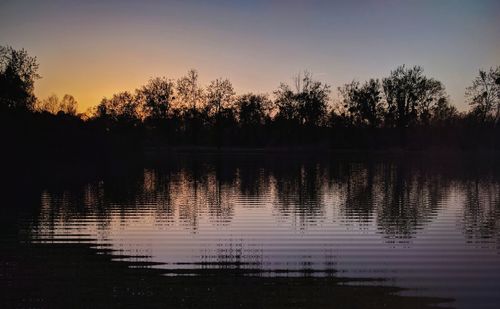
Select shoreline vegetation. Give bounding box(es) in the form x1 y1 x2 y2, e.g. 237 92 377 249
1 45 499 164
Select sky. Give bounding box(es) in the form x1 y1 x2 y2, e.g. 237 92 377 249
1 0 499 112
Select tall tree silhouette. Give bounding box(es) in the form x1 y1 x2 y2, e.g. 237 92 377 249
206 78 236 147
465 66 500 125
236 93 272 127
176 69 204 111
176 70 205 144
206 78 235 118
236 93 272 145
296 72 330 126
96 91 139 124
0 45 40 111
274 71 330 126
273 82 298 123
339 79 383 128
382 65 446 127
137 77 175 121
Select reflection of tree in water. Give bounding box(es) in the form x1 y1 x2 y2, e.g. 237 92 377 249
327 159 452 238
237 165 272 200
154 160 237 230
164 160 211 231
33 166 161 236
35 183 112 237
271 161 326 229
31 155 500 243
329 161 377 225
461 179 500 241
374 162 451 238
203 174 234 226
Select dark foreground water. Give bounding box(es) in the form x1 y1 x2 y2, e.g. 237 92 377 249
1 153 499 308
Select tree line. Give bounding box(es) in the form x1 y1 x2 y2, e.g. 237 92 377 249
1 45 499 152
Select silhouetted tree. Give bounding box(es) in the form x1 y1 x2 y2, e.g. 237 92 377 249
176 70 206 143
465 66 500 125
296 72 330 126
96 91 140 124
176 69 204 110
0 45 40 111
36 94 60 114
60 94 78 116
205 78 235 118
326 107 351 128
339 79 383 127
236 93 272 127
430 97 458 126
274 72 330 126
234 93 272 146
137 77 175 121
273 82 298 123
37 94 78 115
205 78 236 146
382 65 446 127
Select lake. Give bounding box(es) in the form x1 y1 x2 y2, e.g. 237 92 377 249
1 152 499 308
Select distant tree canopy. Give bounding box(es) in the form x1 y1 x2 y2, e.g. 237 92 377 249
466 66 500 124
430 97 458 126
137 77 175 121
274 72 330 126
36 94 78 116
0 45 40 111
382 65 447 128
96 91 139 124
176 69 204 111
236 93 272 127
2 45 499 150
336 66 454 129
205 78 236 119
339 79 383 128
85 65 471 131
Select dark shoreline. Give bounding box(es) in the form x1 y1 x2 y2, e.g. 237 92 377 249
1 240 453 309
145 145 500 155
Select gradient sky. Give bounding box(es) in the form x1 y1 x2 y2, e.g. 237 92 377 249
1 0 499 112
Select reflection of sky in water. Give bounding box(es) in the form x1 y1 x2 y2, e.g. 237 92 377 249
30 159 500 308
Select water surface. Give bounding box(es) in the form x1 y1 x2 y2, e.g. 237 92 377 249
2 153 499 308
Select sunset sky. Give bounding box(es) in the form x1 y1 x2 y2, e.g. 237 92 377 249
1 0 499 112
